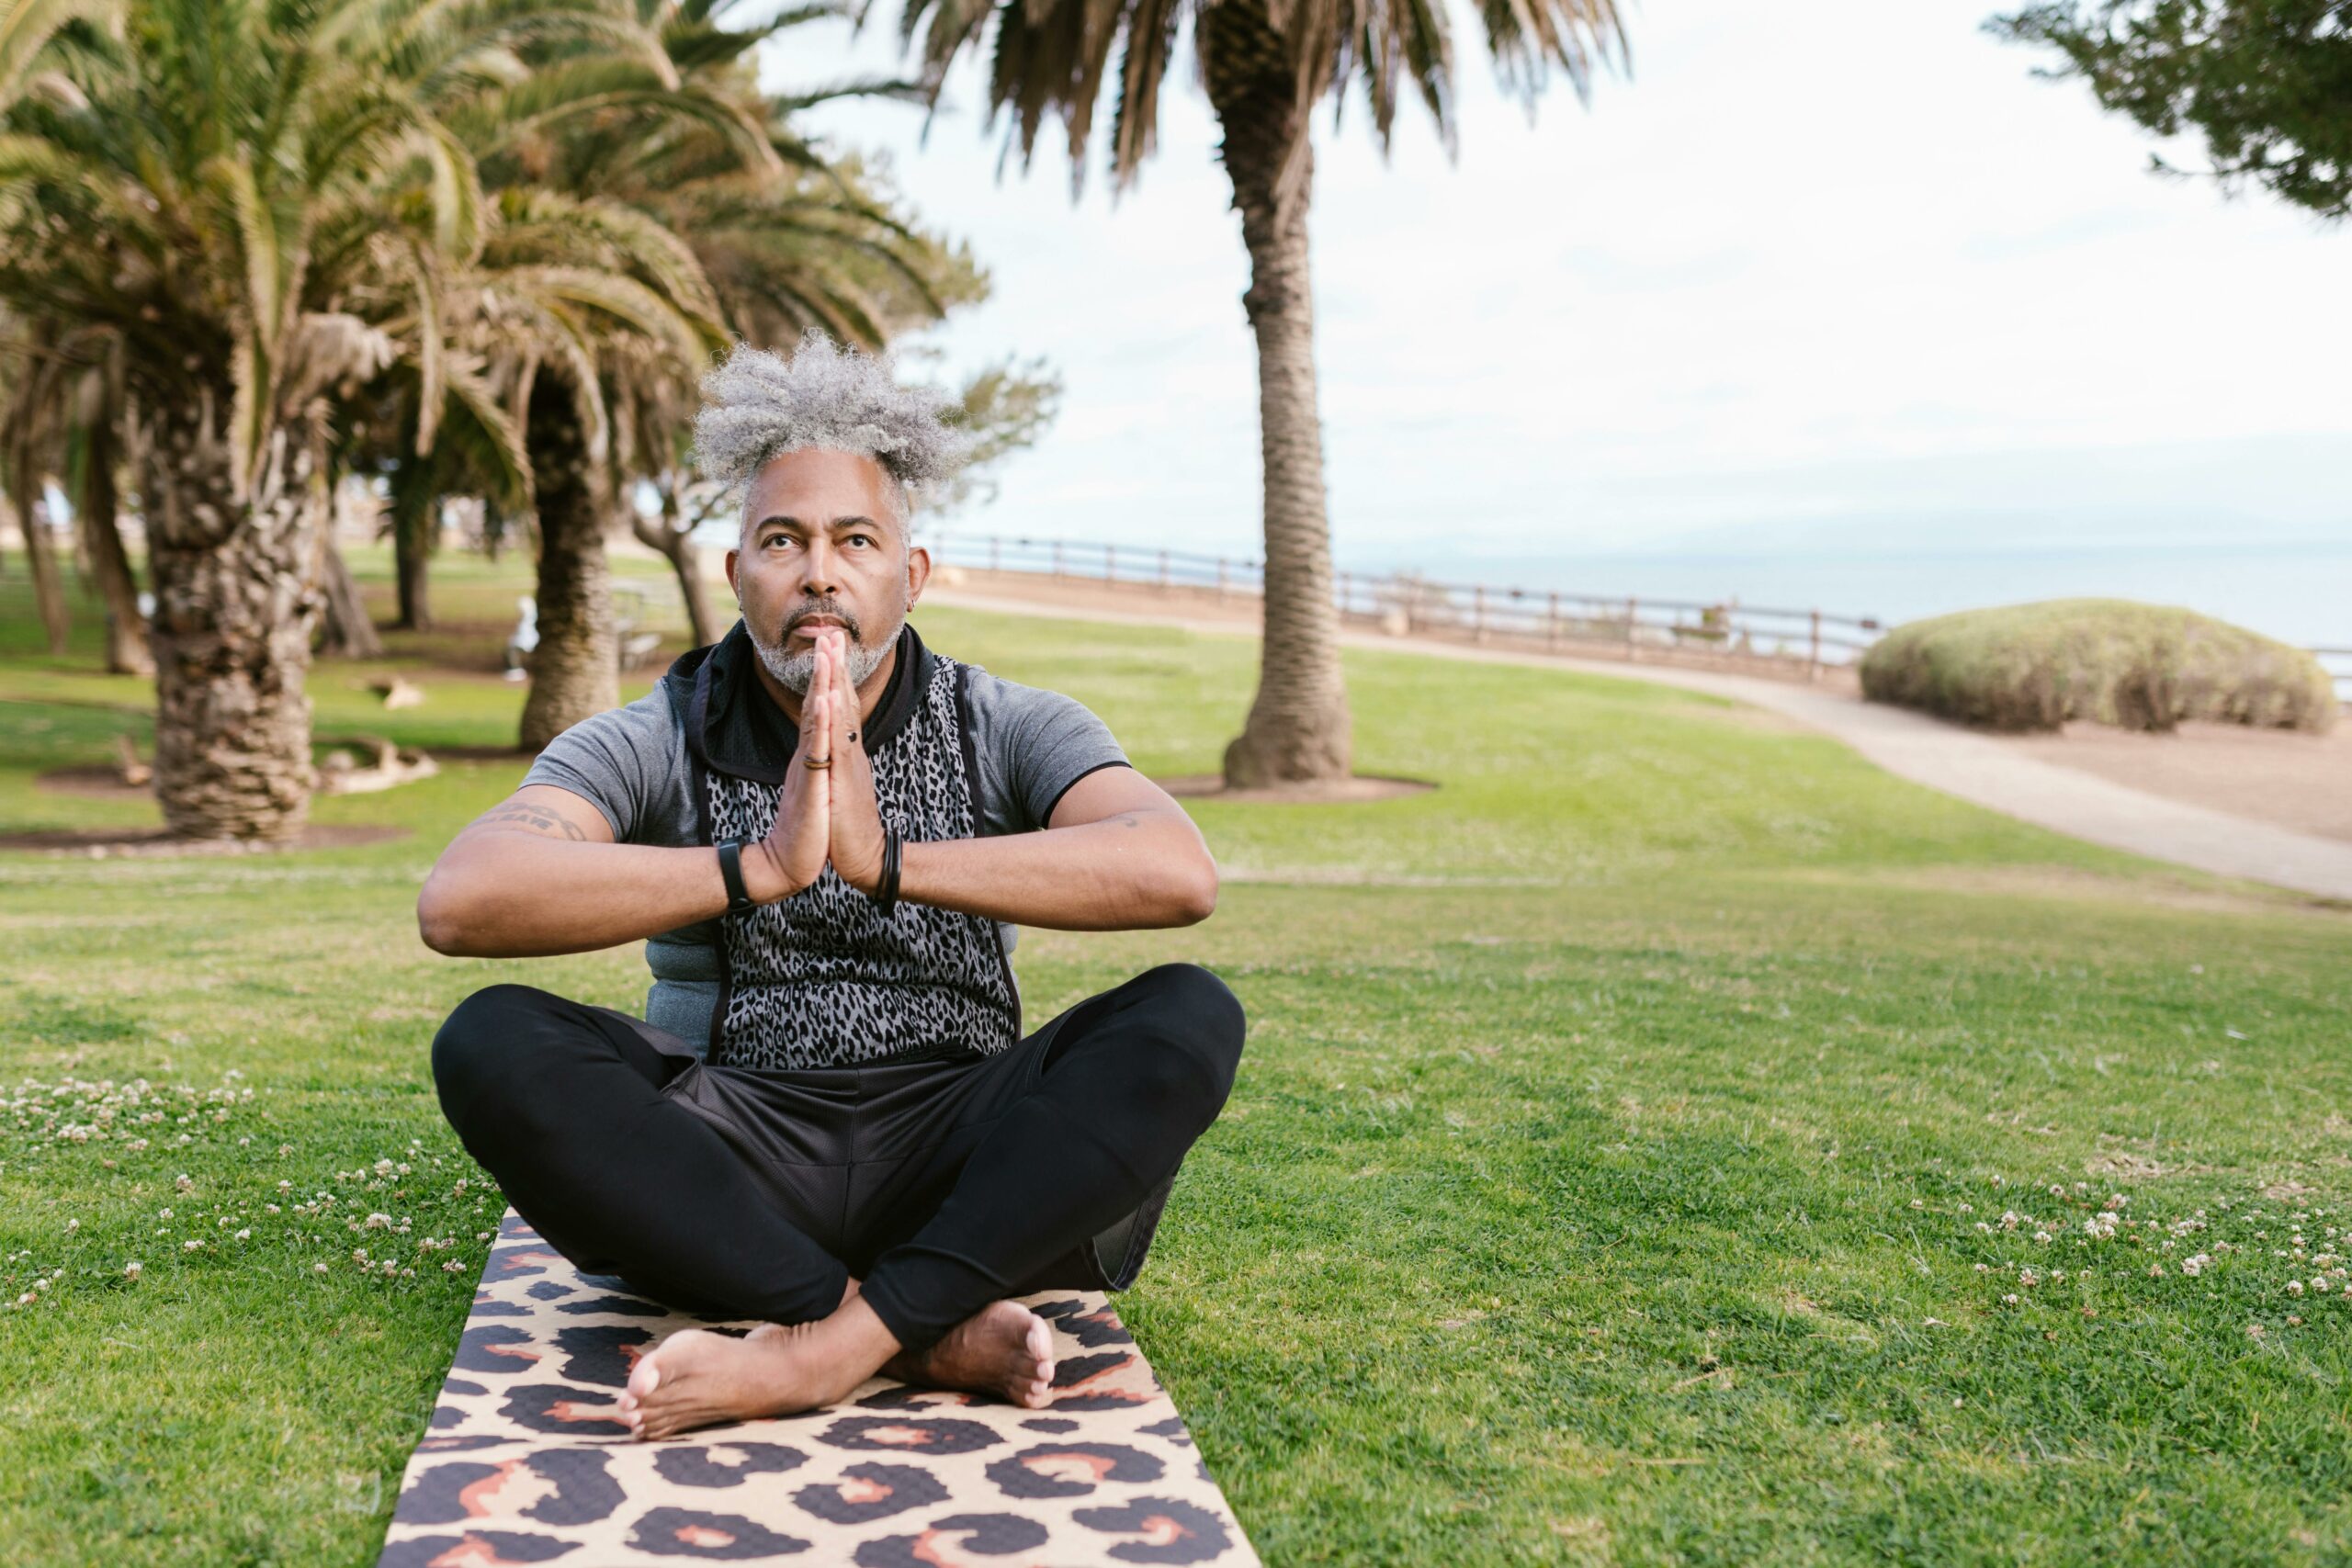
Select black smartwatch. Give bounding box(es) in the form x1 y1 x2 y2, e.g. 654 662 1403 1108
715 838 757 914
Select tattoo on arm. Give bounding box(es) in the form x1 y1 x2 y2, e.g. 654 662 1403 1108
469 802 588 841
1104 812 1145 829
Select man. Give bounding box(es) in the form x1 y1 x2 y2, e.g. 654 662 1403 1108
419 329 1247 1442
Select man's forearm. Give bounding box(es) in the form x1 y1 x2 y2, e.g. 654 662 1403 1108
420 811 1216 957
419 837 739 957
897 815 1216 931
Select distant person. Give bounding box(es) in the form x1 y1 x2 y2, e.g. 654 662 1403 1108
415 330 1245 1440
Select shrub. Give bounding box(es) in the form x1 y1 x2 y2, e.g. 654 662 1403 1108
1857 599 2335 734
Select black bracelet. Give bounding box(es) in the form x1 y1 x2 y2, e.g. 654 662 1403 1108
873 823 902 916
715 838 756 914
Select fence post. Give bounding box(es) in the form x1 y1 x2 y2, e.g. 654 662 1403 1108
1216 558 1227 602
1472 584 1486 644
1158 548 1170 594
1624 596 1638 662
1547 590 1559 651
989 535 1001 574
1050 538 1063 580
1338 572 1351 622
1808 609 1821 682
1105 543 1115 586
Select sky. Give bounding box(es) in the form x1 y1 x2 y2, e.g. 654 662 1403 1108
752 0 2352 634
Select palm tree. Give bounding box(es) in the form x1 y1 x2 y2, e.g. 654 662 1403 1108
872 0 1626 784
0 313 71 656
456 0 1014 747
0 0 542 840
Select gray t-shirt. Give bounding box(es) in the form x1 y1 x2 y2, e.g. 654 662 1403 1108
519 653 1131 1057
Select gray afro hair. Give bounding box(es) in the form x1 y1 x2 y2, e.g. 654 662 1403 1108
690 327 973 528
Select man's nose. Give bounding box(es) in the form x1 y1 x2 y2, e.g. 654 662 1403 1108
796 537 840 595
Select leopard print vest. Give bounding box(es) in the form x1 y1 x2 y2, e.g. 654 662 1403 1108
680 627 1022 1070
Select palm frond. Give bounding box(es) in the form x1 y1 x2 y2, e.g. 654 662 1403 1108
0 0 121 111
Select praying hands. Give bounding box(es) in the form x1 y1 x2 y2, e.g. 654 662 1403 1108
747 626 891 903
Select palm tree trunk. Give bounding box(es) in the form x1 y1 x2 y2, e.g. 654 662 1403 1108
1202 0 1352 787
141 389 328 842
390 457 436 629
6 431 71 657
519 381 618 749
315 532 384 659
633 500 717 648
74 411 154 676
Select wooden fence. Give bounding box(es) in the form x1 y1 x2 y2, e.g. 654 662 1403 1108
2313 648 2352 706
929 533 1883 682
929 533 2352 705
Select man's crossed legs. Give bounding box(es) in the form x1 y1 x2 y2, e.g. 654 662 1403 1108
429 962 1245 1439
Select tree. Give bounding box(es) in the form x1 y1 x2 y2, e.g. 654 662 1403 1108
0 0 535 840
869 0 1626 785
472 0 1044 746
0 315 69 655
1989 0 2352 222
65 340 153 673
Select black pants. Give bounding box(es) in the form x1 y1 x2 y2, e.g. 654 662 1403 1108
430 963 1245 1354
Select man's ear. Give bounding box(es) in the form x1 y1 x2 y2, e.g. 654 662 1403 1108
723 547 741 602
904 542 931 610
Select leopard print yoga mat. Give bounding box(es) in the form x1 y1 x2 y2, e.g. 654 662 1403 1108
374 1210 1259 1566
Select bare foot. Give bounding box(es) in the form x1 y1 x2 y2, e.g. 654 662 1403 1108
616 1322 863 1441
884 1301 1056 1408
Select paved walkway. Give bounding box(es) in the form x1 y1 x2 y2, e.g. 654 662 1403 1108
924 586 2352 902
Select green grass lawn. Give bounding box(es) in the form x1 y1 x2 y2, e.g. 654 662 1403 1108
4 548 2350 1565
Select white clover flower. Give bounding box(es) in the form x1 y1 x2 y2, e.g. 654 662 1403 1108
233 1229 250 1241
265 1204 279 1214
182 1239 201 1252
123 1260 141 1279
313 1262 329 1274
63 1219 77 1234
2287 1280 2305 1296
175 1174 193 1192
2181 1255 2211 1277
364 1213 391 1230
157 1208 172 1220
2034 1232 2052 1246
442 1260 464 1273
2002 1293 2020 1304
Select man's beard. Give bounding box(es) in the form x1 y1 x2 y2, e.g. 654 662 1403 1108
746 599 901 694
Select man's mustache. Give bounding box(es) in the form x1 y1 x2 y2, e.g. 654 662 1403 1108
782 604 861 642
